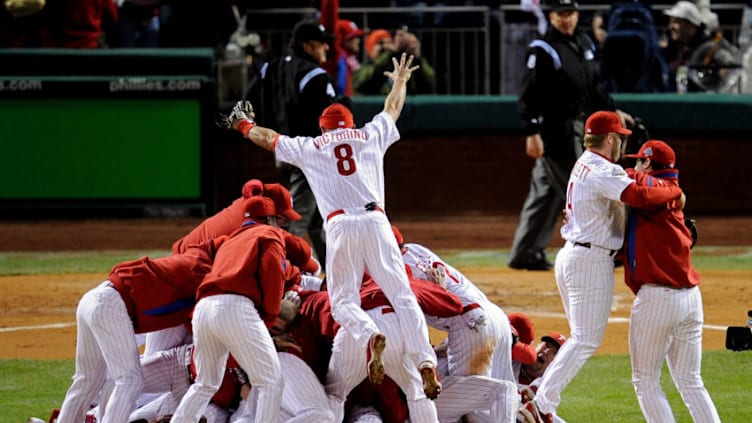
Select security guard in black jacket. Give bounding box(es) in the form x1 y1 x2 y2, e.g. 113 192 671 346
247 19 339 270
509 0 633 270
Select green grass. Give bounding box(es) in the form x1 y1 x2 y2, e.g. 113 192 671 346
0 250 171 275
436 246 752 271
4 351 750 422
0 246 749 276
559 350 752 422
1 359 75 422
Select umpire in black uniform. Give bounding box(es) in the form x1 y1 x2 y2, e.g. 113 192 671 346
247 19 339 270
508 0 633 270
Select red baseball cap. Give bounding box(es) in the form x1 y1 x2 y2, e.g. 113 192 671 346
541 332 567 350
263 183 302 221
508 312 535 345
511 325 538 365
624 140 676 168
319 103 354 129
585 111 632 136
284 233 320 274
337 19 364 42
243 196 276 220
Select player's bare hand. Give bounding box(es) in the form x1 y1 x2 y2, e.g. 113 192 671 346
283 290 302 307
384 52 420 83
426 266 447 289
526 134 544 159
673 192 686 210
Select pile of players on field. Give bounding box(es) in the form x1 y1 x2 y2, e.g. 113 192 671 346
50 180 565 423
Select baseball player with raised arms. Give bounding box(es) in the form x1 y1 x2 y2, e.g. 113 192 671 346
622 140 720 423
171 196 287 423
56 239 220 423
522 111 686 423
222 53 441 398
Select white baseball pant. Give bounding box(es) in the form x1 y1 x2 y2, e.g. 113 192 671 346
143 324 192 357
346 405 383 423
629 285 720 423
278 352 335 422
171 294 282 423
434 375 518 423
57 281 144 423
127 343 193 421
326 306 439 423
535 242 615 415
325 213 435 367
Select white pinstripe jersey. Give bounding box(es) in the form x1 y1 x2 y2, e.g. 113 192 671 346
402 242 489 306
274 112 400 217
560 150 633 250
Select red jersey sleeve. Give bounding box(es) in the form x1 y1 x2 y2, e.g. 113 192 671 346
258 235 286 327
620 180 681 209
410 278 463 317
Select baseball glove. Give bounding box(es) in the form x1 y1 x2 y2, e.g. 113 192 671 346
685 217 698 248
216 100 255 129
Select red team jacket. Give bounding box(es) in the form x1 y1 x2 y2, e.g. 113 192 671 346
345 376 410 423
623 168 700 294
172 196 248 254
196 222 287 327
359 276 464 318
287 290 339 383
108 239 217 334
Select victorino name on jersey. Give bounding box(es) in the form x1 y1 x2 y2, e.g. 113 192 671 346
313 129 368 149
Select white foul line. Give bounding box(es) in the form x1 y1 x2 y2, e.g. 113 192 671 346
0 322 76 333
524 311 727 332
0 317 730 334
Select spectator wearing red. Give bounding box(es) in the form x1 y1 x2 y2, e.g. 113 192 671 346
319 0 364 97
40 0 118 48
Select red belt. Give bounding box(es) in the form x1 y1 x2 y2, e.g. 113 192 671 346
382 307 395 314
326 203 384 222
462 303 481 314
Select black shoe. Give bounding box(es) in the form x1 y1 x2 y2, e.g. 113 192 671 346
509 258 553 271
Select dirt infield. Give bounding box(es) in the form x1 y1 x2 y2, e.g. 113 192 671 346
1 214 750 360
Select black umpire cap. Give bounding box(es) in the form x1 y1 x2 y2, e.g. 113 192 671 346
292 19 334 44
548 0 579 12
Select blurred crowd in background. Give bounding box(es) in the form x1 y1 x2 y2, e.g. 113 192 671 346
2 0 752 94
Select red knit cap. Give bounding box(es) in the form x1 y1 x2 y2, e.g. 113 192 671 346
319 103 354 129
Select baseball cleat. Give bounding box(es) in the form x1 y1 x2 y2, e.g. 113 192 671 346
367 333 386 384
419 361 442 399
